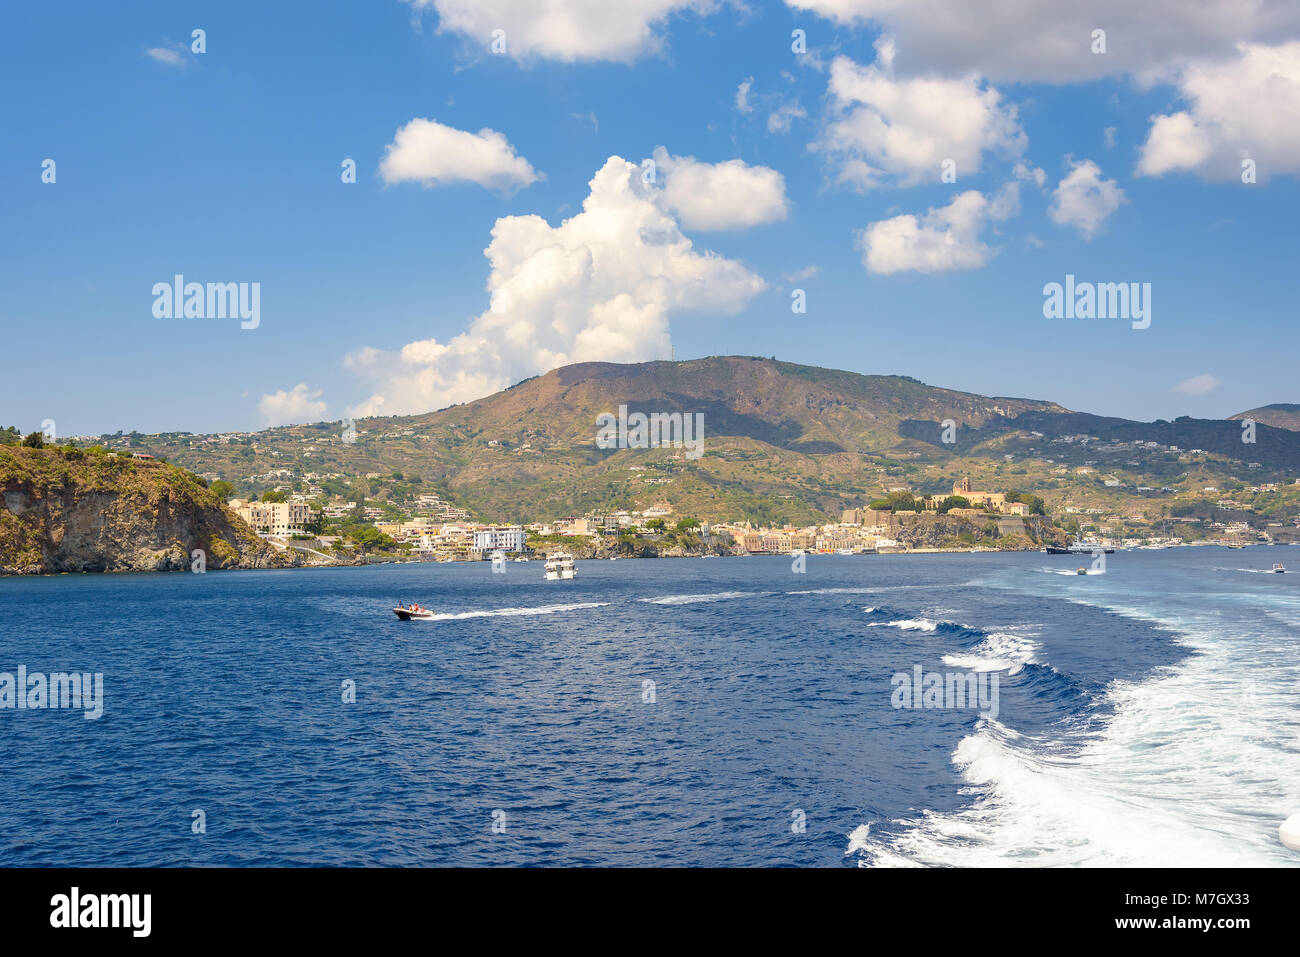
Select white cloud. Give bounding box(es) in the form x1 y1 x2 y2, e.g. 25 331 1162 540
1048 159 1126 239
1138 42 1300 180
815 39 1026 190
406 0 716 63
767 101 807 134
735 77 754 113
858 188 1011 274
145 45 189 67
784 0 1300 83
345 156 766 417
783 265 821 282
259 384 327 427
1172 374 1222 396
651 147 789 230
379 118 540 193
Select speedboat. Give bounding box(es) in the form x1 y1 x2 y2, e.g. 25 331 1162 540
1273 562 1286 573
1076 567 1088 575
393 605 436 620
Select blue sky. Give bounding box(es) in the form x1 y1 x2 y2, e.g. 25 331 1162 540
2 1 1297 436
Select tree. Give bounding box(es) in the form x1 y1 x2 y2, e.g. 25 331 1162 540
22 431 45 449
260 490 288 503
936 495 970 513
646 518 666 532
210 480 236 502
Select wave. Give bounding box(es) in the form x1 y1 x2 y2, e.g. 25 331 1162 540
849 596 1300 867
942 632 1039 674
868 618 939 632
638 591 771 605
416 602 611 621
785 587 876 595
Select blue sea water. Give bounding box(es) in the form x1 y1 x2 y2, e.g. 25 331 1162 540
1 548 1298 867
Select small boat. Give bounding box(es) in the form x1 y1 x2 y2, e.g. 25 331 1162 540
609 556 619 561
545 553 577 581
836 548 855 555
1076 567 1088 575
1273 563 1286 573
393 605 436 620
514 556 529 562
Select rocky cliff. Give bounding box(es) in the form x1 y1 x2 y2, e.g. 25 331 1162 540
0 445 290 575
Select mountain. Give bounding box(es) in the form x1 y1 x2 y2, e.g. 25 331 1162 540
86 356 1300 528
1230 404 1300 432
0 445 288 575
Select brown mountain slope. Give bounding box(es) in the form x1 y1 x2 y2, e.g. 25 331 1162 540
1230 404 1300 432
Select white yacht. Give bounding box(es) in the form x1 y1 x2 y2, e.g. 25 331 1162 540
544 553 577 581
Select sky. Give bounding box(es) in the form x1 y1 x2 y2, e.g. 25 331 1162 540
2 0 1298 436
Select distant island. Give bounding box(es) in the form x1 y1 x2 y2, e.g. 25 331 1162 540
4 356 1299 574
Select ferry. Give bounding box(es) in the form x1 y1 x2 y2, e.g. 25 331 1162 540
545 553 577 581
1066 537 1114 554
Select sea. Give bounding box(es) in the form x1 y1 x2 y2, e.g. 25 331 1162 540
1 547 1298 867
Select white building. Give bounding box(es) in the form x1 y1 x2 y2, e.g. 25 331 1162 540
472 526 526 553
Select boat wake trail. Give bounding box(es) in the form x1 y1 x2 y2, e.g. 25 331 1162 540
638 591 772 605
418 602 611 621
942 632 1040 674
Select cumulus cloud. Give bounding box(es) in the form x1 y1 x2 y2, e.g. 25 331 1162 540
406 0 716 63
379 118 540 193
345 156 766 417
1048 159 1126 239
858 188 1013 274
815 38 1026 190
259 384 327 427
651 147 790 230
1172 374 1222 396
1138 41 1300 180
784 0 1300 83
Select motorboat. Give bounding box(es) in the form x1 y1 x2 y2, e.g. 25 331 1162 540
545 553 577 580
1076 567 1088 575
393 605 436 620
1273 562 1286 573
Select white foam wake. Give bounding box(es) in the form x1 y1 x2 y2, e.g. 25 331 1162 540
868 618 939 632
942 632 1039 674
418 602 610 621
849 586 1300 866
786 587 876 595
638 591 771 605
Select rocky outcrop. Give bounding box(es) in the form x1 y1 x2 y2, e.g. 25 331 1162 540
0 446 291 575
